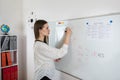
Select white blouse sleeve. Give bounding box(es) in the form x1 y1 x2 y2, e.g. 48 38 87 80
35 42 68 59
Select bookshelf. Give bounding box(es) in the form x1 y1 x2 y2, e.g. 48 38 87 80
0 35 18 80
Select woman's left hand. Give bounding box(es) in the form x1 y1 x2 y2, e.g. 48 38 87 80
54 58 61 62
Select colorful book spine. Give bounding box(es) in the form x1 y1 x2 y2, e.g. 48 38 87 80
1 52 7 67
6 52 12 66
2 66 18 80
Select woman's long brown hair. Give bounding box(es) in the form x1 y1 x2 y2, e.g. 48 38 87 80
34 20 48 44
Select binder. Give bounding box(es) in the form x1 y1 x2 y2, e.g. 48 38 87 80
1 36 10 51
2 67 11 80
13 51 17 64
13 36 17 50
2 68 7 80
11 66 18 80
14 66 18 80
11 66 15 80
0 36 1 51
1 36 5 46
2 66 18 80
7 67 11 80
1 52 7 67
10 36 14 50
6 52 12 66
10 36 17 50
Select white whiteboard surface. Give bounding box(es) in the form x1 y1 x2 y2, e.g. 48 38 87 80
49 14 120 80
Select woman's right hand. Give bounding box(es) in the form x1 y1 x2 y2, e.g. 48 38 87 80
64 27 72 45
65 27 72 37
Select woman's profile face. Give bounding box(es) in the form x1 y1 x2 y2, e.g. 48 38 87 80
40 23 50 36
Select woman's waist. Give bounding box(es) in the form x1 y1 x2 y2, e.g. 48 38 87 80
35 60 55 69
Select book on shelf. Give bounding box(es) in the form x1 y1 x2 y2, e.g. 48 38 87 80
2 66 18 80
1 36 10 51
13 36 17 50
1 52 13 67
9 36 14 50
1 52 7 67
6 52 12 66
0 36 1 51
10 36 17 50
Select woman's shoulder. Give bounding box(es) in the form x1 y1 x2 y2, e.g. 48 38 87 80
34 41 48 47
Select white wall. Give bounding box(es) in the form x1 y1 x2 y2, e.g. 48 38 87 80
23 0 120 80
23 0 120 21
0 0 25 80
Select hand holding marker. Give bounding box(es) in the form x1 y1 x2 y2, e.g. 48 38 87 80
59 21 72 45
55 22 72 62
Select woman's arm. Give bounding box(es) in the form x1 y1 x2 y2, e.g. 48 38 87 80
35 43 69 59
54 27 72 61
35 27 72 59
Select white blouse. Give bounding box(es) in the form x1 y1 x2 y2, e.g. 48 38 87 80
34 41 68 80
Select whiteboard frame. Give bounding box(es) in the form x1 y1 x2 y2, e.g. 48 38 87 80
51 12 120 22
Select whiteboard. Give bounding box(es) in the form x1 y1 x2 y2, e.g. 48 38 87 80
49 14 120 80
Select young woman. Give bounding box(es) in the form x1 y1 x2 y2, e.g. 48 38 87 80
34 20 72 80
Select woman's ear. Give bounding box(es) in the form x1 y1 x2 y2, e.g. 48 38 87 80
39 29 42 34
